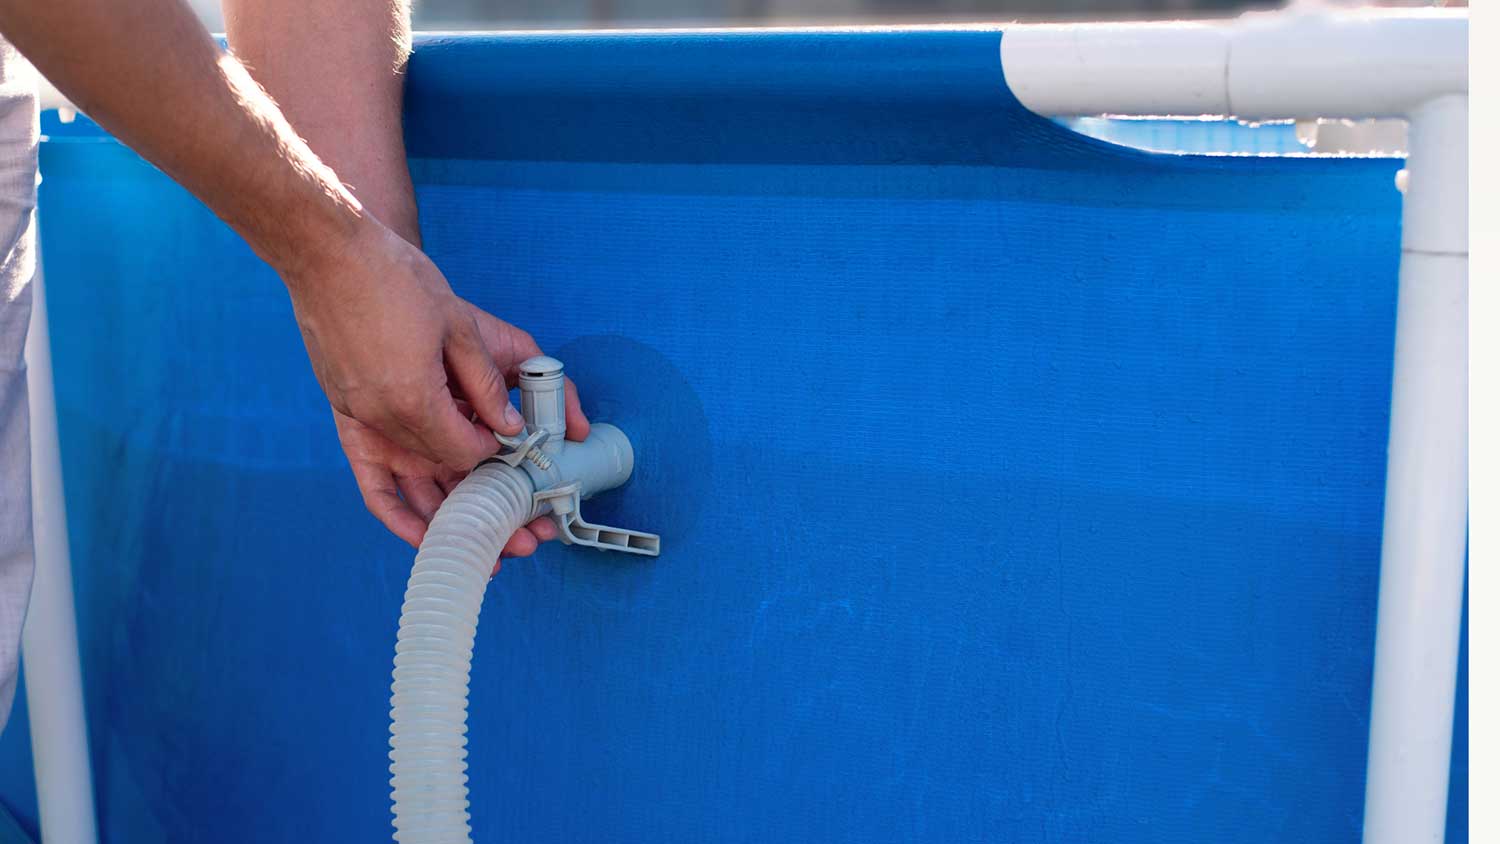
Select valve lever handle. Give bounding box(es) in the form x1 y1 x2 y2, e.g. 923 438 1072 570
533 483 661 557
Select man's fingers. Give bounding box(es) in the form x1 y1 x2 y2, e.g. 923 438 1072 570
448 321 525 438
489 518 565 573
352 379 494 472
436 468 464 496
527 516 558 542
350 462 427 548
396 475 445 524
398 387 500 473
563 377 591 442
501 527 539 559
468 309 542 388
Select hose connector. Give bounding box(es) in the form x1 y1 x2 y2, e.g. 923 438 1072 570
494 356 661 557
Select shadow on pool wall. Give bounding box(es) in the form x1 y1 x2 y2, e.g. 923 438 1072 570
0 26 1467 844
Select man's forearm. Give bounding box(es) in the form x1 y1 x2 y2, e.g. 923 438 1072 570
0 0 367 278
223 0 419 245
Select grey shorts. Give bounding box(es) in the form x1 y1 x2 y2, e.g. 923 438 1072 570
0 38 38 734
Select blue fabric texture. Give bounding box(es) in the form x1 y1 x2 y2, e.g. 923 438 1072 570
0 29 1467 843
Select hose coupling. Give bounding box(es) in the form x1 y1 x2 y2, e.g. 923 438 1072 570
493 355 661 556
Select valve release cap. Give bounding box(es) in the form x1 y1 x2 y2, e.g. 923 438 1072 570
519 355 564 380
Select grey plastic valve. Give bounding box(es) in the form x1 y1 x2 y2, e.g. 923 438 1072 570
493 356 661 557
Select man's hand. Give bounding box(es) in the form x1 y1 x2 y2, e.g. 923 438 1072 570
287 217 589 552
217 0 594 558
286 220 513 473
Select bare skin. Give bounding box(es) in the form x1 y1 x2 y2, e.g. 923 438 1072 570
0 0 584 560
222 0 589 560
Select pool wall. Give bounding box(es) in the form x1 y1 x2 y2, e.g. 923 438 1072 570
0 29 1469 843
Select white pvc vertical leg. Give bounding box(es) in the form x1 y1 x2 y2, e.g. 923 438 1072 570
1361 94 1468 844
21 261 99 844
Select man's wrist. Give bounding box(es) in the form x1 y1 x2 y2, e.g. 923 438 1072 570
255 169 369 287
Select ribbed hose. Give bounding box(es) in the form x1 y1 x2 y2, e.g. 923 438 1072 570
389 461 535 843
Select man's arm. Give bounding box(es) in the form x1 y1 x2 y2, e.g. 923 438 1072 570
222 0 420 243
0 0 356 276
0 0 574 549
219 0 588 555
